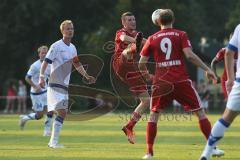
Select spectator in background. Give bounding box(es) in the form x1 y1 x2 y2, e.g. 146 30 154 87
17 80 27 113
3 82 17 113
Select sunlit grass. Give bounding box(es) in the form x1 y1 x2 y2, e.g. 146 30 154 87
0 113 239 160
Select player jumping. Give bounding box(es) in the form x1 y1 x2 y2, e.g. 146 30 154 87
112 12 150 144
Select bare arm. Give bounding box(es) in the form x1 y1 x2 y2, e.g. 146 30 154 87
139 56 152 81
39 61 48 88
73 61 96 84
120 35 136 43
210 57 219 76
183 48 217 81
25 76 41 92
225 48 235 93
210 57 221 83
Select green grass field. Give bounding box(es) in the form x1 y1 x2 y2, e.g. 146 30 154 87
0 113 240 160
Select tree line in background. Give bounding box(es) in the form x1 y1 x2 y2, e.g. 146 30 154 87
0 0 240 93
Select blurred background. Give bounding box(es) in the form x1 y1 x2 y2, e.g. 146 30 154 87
0 0 240 114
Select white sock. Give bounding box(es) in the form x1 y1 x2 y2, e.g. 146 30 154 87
44 115 53 133
49 116 63 145
202 118 229 156
23 113 36 121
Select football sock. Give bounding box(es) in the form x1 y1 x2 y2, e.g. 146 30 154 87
126 112 141 130
146 122 157 155
208 118 229 146
44 112 53 133
49 115 64 145
202 118 229 155
199 118 211 140
23 113 37 121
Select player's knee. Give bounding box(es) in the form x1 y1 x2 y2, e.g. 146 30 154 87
57 109 67 119
36 112 44 120
47 111 54 118
195 109 207 120
143 98 150 107
149 112 159 123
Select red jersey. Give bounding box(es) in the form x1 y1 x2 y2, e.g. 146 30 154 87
215 48 238 81
141 28 191 82
114 28 137 58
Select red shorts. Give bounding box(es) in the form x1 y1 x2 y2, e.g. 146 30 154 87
221 78 228 100
151 79 202 112
112 55 147 95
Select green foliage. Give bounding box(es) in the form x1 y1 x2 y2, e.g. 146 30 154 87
0 0 238 89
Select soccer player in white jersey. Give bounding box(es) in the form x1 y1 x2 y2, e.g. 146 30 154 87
199 24 240 160
39 20 96 148
20 45 53 136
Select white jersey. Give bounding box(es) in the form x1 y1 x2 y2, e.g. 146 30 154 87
228 24 240 78
26 59 50 93
45 39 77 87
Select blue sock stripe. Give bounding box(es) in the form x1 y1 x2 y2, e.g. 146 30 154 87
47 112 53 118
219 118 230 128
55 116 64 124
208 134 222 146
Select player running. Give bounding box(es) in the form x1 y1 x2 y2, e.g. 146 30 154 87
39 20 96 148
199 24 240 160
112 12 150 144
20 45 53 136
139 9 224 159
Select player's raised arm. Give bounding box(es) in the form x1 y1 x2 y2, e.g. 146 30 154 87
120 33 136 43
72 56 96 84
183 47 217 81
39 61 48 88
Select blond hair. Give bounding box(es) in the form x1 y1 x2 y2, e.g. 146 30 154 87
121 12 134 21
60 20 73 31
159 9 175 25
37 45 48 53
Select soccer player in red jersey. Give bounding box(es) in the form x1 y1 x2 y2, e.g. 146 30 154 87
112 12 150 144
139 9 224 159
211 47 237 101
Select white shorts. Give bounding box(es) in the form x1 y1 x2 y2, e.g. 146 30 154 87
30 91 47 112
226 81 240 111
47 87 68 112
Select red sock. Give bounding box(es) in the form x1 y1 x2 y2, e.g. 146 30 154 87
126 112 141 130
146 122 157 156
199 118 212 140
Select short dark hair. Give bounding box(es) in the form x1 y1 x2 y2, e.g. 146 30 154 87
121 12 134 21
160 9 174 25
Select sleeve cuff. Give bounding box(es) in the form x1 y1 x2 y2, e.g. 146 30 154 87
44 58 53 64
227 44 238 53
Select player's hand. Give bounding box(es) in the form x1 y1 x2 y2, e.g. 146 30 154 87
226 79 234 95
213 76 221 84
39 77 45 88
85 75 96 84
205 69 217 83
34 85 42 93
